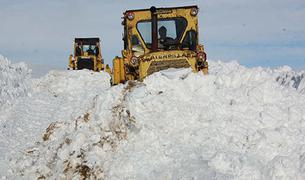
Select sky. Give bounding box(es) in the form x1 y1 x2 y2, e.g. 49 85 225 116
0 0 305 77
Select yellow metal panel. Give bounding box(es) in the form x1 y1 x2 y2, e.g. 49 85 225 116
119 57 125 81
112 57 126 85
105 65 112 74
112 57 121 85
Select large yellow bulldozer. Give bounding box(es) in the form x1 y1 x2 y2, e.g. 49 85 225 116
112 6 208 85
68 37 111 73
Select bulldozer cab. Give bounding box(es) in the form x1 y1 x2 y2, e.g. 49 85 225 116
68 37 105 71
112 6 208 85
74 38 100 57
125 9 197 52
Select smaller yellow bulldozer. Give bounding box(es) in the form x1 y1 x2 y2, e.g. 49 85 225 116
68 37 110 72
112 6 208 85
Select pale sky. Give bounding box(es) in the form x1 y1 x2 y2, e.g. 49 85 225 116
0 0 305 76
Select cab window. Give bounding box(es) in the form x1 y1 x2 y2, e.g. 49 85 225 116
181 30 197 51
137 18 187 50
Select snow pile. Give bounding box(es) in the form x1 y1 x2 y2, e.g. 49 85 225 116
0 55 31 107
0 70 111 177
273 66 305 93
6 61 305 179
212 61 305 93
8 82 128 179
103 62 305 179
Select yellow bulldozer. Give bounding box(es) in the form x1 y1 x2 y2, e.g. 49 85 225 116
68 37 111 73
112 6 208 85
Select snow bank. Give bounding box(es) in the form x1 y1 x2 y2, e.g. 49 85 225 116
0 69 111 177
3 61 305 179
211 61 305 93
104 62 305 179
0 55 31 107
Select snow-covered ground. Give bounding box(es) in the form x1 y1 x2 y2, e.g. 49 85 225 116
1 56 305 179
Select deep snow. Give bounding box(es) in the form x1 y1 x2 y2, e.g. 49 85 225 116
0 55 31 107
1 56 305 179
0 56 111 176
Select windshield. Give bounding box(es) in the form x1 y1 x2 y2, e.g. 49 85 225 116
75 44 99 56
137 18 187 50
82 45 95 52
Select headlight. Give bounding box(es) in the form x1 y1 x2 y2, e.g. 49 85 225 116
126 12 135 20
130 56 138 65
197 52 206 61
190 7 198 16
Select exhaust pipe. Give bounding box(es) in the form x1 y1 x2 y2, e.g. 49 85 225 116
150 6 158 52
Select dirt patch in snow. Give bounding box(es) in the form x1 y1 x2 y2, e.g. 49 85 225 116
43 122 61 141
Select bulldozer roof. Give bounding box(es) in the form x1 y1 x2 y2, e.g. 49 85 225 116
74 38 100 45
125 5 198 13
